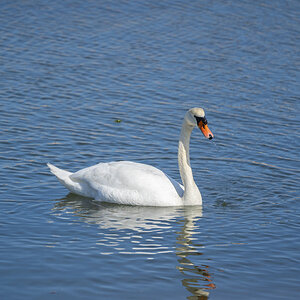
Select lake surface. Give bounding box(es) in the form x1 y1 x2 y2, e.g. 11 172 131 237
1 0 299 299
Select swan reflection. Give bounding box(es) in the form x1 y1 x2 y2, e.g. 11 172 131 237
53 193 215 299
176 211 216 299
53 193 183 232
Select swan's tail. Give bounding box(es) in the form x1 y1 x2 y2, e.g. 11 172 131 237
47 163 72 181
47 163 83 195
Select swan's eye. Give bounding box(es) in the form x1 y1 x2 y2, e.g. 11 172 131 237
195 116 207 127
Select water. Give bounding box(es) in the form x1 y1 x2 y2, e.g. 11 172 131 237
1 0 299 299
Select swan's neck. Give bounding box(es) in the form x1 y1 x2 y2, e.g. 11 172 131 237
178 122 202 205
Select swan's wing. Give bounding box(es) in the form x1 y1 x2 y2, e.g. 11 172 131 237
166 174 184 197
70 161 183 205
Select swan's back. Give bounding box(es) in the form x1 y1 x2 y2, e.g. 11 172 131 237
59 161 184 206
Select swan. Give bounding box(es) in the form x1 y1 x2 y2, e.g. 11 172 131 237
47 107 214 206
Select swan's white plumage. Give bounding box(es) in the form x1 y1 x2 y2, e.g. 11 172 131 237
48 161 183 206
73 161 183 206
48 107 213 206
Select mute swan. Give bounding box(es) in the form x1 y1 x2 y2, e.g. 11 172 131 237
47 107 213 206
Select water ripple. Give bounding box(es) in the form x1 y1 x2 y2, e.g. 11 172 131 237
1 0 299 299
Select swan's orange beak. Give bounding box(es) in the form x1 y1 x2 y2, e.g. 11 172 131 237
197 118 214 140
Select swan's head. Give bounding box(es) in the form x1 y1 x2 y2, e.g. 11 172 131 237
185 108 214 140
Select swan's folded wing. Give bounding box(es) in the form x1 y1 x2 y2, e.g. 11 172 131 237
69 161 184 205
70 163 112 185
166 174 184 198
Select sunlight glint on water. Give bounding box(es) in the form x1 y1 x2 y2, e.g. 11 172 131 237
0 0 299 299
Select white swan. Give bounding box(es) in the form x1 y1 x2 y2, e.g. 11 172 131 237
47 108 214 206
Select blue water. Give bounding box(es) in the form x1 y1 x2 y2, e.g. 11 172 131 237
1 0 299 299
